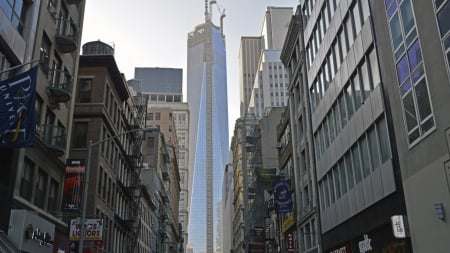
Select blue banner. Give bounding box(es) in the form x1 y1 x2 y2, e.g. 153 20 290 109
273 180 293 213
0 67 38 147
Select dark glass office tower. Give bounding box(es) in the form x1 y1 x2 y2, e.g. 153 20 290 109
186 2 229 252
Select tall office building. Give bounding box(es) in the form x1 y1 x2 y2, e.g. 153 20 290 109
186 1 229 252
239 37 263 116
239 7 293 118
131 67 190 252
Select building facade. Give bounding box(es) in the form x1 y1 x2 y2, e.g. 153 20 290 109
297 0 412 251
0 0 85 251
144 106 182 252
186 2 229 252
370 0 450 251
239 36 264 116
131 67 190 252
281 6 321 253
244 7 293 118
70 41 146 252
221 163 233 253
142 129 181 253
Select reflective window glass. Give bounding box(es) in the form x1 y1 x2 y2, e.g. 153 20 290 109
437 1 450 37
400 0 415 35
403 92 418 132
415 79 433 122
396 55 410 84
407 40 422 71
390 13 403 50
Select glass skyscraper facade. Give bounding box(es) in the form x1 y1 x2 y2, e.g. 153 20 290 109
186 18 229 253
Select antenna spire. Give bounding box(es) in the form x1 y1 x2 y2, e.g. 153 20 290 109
205 0 209 21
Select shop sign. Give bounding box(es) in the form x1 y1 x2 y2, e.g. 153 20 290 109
391 215 407 238
287 232 295 252
281 215 295 232
25 224 54 246
8 209 55 253
329 244 351 253
358 234 373 253
62 159 86 212
69 218 103 241
273 180 293 213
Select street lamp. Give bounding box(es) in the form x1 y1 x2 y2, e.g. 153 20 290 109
78 126 158 253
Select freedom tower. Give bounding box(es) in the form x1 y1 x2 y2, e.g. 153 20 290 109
187 1 229 252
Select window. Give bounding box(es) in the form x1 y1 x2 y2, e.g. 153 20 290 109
386 1 435 145
40 34 51 72
35 95 43 135
368 127 381 171
368 49 381 87
339 160 348 195
155 112 161 120
50 53 62 89
98 167 103 195
435 0 450 74
352 74 362 111
345 153 355 189
360 0 370 21
352 144 362 183
35 169 48 209
147 112 153 120
353 2 362 35
360 136 371 178
338 95 347 128
147 137 155 148
0 0 26 34
20 158 34 201
78 79 93 103
47 179 59 211
437 1 450 37
72 122 88 148
334 167 341 199
377 118 391 163
345 84 354 118
360 61 371 100
400 0 415 36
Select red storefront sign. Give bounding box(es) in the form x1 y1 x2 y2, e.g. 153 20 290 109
287 232 295 252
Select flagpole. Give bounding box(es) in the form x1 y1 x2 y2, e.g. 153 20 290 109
0 58 41 76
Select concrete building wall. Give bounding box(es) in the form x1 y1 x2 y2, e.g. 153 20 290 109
370 0 450 251
239 36 263 116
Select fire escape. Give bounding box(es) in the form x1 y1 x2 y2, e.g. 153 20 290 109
158 145 171 251
115 89 147 253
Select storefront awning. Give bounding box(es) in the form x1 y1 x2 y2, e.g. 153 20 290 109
0 230 19 253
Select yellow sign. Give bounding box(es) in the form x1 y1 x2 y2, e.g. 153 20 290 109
282 215 295 232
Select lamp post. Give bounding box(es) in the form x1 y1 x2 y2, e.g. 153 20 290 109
78 126 158 253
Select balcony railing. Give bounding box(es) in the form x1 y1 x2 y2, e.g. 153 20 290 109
39 124 67 156
55 18 78 53
47 68 73 103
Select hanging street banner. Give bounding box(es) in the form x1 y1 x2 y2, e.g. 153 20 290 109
0 67 38 148
273 180 293 213
62 159 86 212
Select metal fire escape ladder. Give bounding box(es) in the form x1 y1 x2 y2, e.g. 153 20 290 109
126 90 147 253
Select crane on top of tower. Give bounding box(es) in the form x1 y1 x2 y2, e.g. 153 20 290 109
209 0 226 34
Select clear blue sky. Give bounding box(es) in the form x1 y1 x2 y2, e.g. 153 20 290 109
81 0 299 141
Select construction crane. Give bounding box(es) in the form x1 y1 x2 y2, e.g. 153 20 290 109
209 0 226 34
